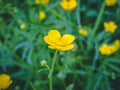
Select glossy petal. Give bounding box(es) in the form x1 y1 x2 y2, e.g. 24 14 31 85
44 36 55 46
48 46 56 49
48 30 61 43
58 44 74 51
59 34 75 45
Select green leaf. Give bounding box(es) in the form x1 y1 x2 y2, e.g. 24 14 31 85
106 59 120 63
106 63 120 73
66 84 74 90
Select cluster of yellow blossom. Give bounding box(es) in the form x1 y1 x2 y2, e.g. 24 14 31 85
60 0 77 11
0 74 12 89
35 0 49 5
19 23 26 30
103 21 118 33
78 28 88 36
44 30 75 51
105 0 117 6
38 10 46 20
99 40 120 55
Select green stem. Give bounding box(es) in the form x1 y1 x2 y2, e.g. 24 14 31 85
49 50 58 90
76 0 81 27
92 1 106 37
30 81 37 90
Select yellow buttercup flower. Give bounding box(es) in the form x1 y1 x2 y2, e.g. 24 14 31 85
44 30 75 51
19 24 25 30
103 21 118 33
99 44 114 55
114 39 120 50
99 44 108 55
60 0 77 11
79 29 88 36
35 0 49 5
38 10 46 20
105 0 117 6
0 74 12 89
99 40 120 55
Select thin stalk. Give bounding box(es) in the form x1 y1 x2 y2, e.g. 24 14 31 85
49 50 58 90
76 0 81 27
92 1 106 37
30 81 37 90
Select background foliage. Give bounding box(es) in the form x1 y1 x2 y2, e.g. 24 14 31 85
0 0 120 90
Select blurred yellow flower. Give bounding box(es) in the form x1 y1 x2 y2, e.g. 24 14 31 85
114 39 120 50
44 30 75 51
0 74 12 89
99 44 113 55
38 10 46 20
103 21 118 33
79 29 88 36
20 24 25 30
105 0 117 6
60 0 77 10
35 0 49 5
99 44 108 55
99 40 120 55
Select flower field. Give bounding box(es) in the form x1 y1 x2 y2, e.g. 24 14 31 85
0 0 120 90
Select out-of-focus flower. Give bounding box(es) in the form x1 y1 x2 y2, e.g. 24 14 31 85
19 24 25 30
114 39 120 50
0 74 12 89
99 44 113 55
38 10 46 20
103 21 118 33
99 40 120 55
105 0 117 6
44 30 75 51
99 44 109 55
79 29 88 36
35 0 49 5
60 0 77 11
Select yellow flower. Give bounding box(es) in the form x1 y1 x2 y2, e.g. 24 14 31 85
108 45 118 54
99 44 108 55
79 29 88 36
103 21 118 33
44 30 75 51
0 74 12 89
114 39 120 50
105 0 117 6
19 24 25 30
60 0 77 11
38 10 46 20
99 40 120 55
35 0 49 5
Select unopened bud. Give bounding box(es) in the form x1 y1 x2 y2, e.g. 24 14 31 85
41 60 47 66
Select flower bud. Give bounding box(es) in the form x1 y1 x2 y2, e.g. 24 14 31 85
41 60 47 66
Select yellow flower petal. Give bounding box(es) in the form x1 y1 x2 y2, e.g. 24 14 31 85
0 74 12 89
38 10 46 20
48 46 56 49
48 30 61 43
105 0 117 6
60 0 77 10
59 34 75 45
58 44 74 51
103 21 118 33
44 36 55 46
